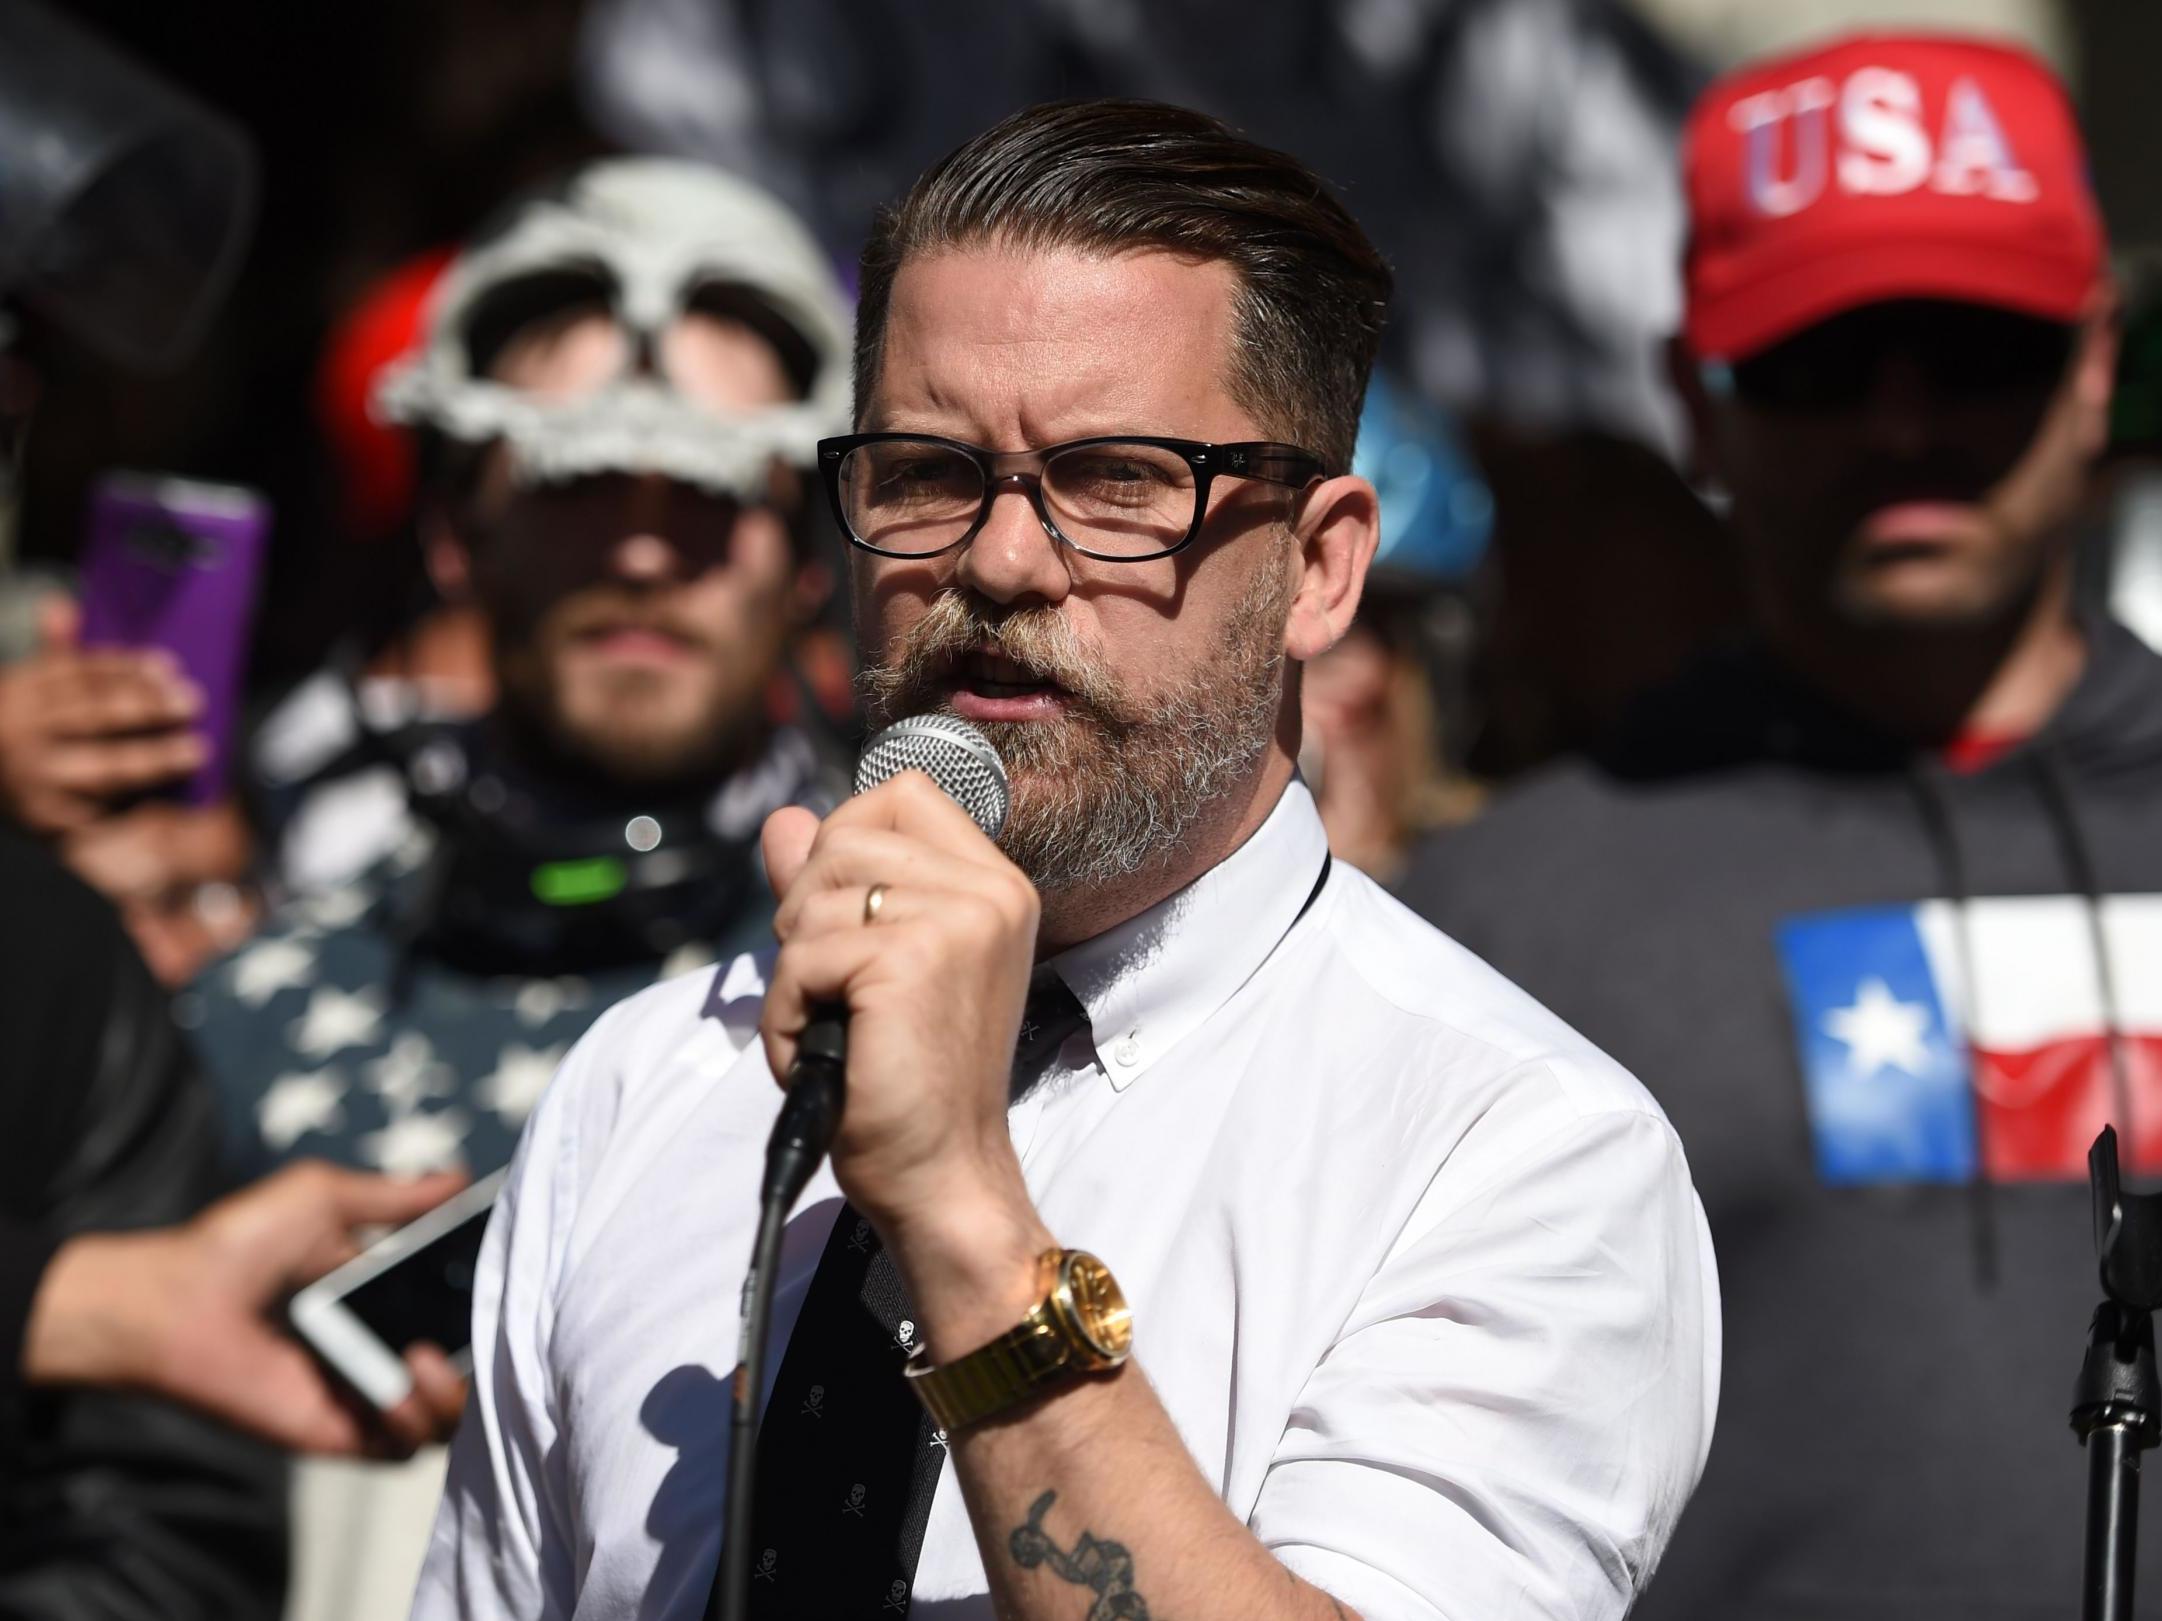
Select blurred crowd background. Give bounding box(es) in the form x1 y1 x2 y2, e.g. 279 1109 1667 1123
12 0 2162 910
7 0 2162 1617
5 0 2158 883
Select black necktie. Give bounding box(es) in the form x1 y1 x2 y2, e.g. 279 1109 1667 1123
744 971 1092 1618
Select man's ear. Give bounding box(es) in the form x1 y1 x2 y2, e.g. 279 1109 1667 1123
1283 474 1380 662
2070 285 2123 460
420 508 476 605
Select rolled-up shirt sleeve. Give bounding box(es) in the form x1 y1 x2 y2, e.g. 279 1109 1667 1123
1253 1100 1720 1621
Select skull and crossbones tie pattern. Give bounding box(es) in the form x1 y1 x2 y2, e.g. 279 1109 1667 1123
743 970 1091 1618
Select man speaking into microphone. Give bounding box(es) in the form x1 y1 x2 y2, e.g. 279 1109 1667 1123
415 101 1717 1621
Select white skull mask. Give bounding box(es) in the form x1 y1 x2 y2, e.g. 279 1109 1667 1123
375 157 853 501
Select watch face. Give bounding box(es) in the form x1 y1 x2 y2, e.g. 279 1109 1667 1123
1059 1251 1133 1363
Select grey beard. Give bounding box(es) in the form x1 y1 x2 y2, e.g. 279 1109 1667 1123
858 558 1292 895
982 679 1276 894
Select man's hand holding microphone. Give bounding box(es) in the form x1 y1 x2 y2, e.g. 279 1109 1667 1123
759 766 1057 1362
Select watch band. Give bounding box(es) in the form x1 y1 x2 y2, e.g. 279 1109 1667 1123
904 1248 1129 1434
905 1310 1071 1433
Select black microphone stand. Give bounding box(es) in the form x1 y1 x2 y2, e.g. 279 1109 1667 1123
2072 1126 2162 1621
707 1010 847 1621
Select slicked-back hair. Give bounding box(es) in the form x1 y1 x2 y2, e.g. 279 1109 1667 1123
855 99 1393 476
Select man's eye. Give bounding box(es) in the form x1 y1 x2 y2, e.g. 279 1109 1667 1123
1063 457 1173 496
874 459 970 498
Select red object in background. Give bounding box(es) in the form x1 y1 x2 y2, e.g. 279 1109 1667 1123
1681 32 2104 362
1941 729 2026 774
313 249 452 539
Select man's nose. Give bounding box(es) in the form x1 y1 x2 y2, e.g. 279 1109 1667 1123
954 476 1071 606
606 476 690 582
1856 351 1937 458
609 531 682 582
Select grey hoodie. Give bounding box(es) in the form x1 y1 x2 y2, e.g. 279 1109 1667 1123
1402 618 2162 1619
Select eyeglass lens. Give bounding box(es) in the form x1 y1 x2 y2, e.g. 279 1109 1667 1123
836 439 1199 557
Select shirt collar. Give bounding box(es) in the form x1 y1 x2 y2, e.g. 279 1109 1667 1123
1046 778 1331 1091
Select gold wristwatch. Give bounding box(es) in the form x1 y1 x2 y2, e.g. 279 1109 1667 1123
904 1249 1132 1434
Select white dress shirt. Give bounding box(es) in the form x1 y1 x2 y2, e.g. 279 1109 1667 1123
412 781 1720 1620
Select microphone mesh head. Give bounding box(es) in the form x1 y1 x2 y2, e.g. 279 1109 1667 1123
854 713 1011 840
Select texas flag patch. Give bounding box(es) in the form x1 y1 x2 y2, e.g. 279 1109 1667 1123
1777 896 2162 1184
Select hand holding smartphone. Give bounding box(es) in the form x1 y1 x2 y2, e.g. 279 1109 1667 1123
287 1169 504 1411
22 1162 470 1457
75 471 268 807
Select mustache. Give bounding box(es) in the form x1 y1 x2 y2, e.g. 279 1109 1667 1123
549 593 716 652
859 592 1134 725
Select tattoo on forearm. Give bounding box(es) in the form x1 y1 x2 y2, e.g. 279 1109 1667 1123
1009 1490 1152 1619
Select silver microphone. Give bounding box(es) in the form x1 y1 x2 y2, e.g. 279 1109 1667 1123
853 712 1011 840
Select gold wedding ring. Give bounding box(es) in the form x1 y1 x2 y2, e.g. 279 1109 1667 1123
863 882 888 925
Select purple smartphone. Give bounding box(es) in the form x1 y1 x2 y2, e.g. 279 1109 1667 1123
77 472 269 806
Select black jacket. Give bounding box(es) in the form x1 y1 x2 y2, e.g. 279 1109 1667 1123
1402 620 2162 1620
0 828 285 1619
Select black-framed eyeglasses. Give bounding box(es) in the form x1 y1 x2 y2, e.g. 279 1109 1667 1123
817 433 1326 563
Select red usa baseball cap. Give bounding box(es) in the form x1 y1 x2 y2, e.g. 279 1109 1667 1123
1682 32 2105 362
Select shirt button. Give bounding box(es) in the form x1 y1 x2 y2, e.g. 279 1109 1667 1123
1113 1033 1141 1067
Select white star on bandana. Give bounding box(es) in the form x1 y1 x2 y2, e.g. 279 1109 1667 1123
257 1069 348 1151
475 1042 565 1126
367 1031 457 1112
360 1108 472 1176
228 936 317 1007
288 985 385 1059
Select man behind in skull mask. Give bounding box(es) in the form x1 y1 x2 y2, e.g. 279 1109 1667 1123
194 155 851 1187
187 155 853 1621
